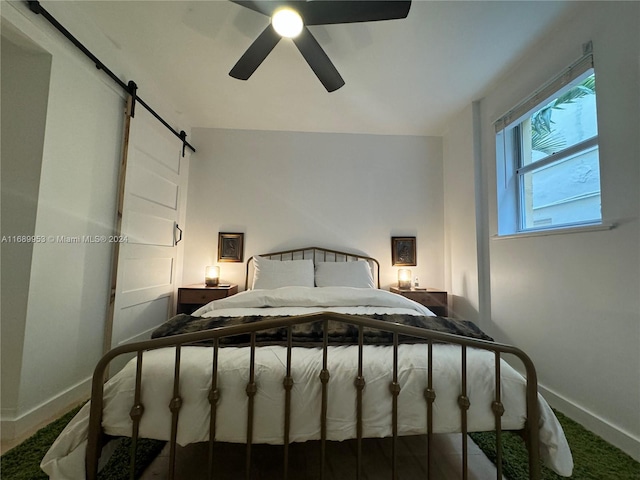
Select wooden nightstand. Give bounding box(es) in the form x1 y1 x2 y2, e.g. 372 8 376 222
177 284 238 314
390 287 448 317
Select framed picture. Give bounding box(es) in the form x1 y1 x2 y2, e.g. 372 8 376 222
391 236 416 266
218 232 244 262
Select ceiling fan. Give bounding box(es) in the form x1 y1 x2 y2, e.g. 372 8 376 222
229 1 412 92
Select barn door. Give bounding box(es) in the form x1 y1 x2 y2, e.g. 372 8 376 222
105 97 189 364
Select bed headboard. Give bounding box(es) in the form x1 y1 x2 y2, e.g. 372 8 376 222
245 246 380 290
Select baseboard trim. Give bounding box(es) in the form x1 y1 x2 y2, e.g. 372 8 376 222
0 376 91 444
539 383 640 461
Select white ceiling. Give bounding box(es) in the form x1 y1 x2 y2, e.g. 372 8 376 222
64 0 575 136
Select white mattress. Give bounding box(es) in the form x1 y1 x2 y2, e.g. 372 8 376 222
41 287 573 478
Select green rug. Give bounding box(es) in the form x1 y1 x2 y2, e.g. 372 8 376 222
470 410 640 479
0 405 165 480
3 405 638 479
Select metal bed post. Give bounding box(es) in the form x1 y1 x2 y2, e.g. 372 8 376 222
167 346 183 480
283 326 294 479
128 351 145 479
459 346 470 480
319 319 331 480
207 338 220 479
493 351 505 479
355 325 366 480
390 333 401 480
245 333 257 480
424 339 436 479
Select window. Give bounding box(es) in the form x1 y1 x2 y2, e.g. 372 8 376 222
495 46 601 235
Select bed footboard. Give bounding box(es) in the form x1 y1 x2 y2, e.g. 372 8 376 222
86 312 540 480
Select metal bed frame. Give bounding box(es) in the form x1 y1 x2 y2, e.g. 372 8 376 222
85 247 541 480
244 246 381 290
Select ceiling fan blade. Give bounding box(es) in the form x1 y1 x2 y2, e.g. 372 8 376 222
300 1 412 26
228 1 275 17
293 26 345 92
229 24 281 80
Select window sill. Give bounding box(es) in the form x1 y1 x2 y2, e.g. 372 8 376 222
493 222 614 240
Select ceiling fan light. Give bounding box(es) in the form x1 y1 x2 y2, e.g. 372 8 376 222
272 8 303 38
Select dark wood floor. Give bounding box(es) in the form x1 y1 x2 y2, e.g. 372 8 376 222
141 434 504 479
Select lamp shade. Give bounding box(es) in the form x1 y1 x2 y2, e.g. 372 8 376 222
398 268 412 290
205 266 220 286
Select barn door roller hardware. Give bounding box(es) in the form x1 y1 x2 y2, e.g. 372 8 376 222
26 0 196 157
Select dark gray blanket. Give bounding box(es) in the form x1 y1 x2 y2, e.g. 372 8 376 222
151 313 493 346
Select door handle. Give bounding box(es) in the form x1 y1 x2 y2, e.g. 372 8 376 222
175 223 183 245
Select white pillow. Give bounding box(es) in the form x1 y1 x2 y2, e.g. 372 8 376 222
251 256 315 290
314 261 376 288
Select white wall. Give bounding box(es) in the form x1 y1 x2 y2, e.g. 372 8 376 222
1 29 51 423
0 2 191 441
0 4 123 439
442 103 483 322
183 128 444 290
467 2 638 459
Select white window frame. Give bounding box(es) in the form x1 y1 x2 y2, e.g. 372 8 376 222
495 42 602 237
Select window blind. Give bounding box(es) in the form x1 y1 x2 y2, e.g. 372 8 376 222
494 41 594 133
